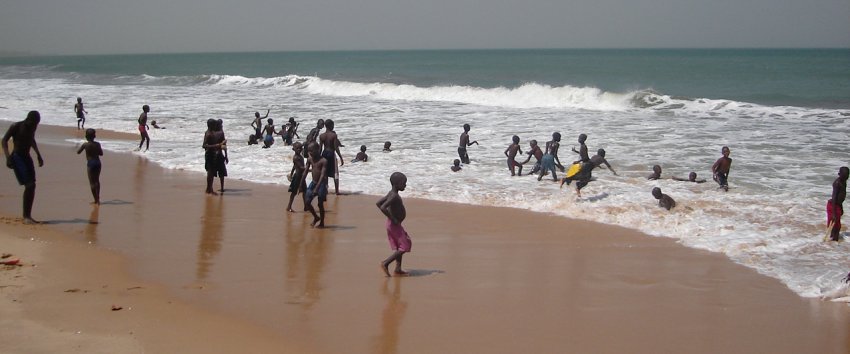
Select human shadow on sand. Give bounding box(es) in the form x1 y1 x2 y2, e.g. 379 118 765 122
99 199 133 205
400 269 445 277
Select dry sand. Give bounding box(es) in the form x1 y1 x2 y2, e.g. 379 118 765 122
0 123 847 353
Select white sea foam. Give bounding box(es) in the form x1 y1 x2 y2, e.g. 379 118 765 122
2 66 850 298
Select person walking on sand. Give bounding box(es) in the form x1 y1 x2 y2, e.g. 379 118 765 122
711 146 732 191
76 128 103 205
74 97 88 130
319 119 344 194
137 105 151 151
304 143 329 228
827 166 849 242
539 132 564 181
458 124 478 164
203 119 228 195
504 135 524 176
286 142 306 212
251 109 269 140
377 172 411 277
2 111 45 224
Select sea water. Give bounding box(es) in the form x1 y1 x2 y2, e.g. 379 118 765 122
1 49 849 298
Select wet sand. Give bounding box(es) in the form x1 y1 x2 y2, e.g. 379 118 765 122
0 123 848 353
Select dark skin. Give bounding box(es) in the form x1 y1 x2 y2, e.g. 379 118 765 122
251 110 269 135
451 159 462 172
829 167 849 241
672 172 706 183
262 119 277 148
648 165 662 180
652 188 676 210
304 145 328 227
75 98 87 130
137 106 150 151
319 122 344 194
504 137 523 176
572 135 589 163
711 147 732 191
377 173 407 277
458 125 478 164
520 141 543 175
539 135 563 181
76 129 103 204
2 112 44 224
286 144 306 212
202 122 228 195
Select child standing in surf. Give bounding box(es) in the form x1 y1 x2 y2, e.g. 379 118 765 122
711 146 732 191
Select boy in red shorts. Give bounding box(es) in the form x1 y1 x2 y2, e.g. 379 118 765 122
377 172 411 277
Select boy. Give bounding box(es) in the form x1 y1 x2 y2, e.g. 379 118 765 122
251 109 269 139
74 97 87 130
711 146 732 191
504 135 523 176
352 145 368 162
304 143 328 227
648 165 662 180
451 159 462 172
262 118 277 148
2 111 45 224
76 128 103 204
319 119 344 194
383 141 392 152
827 166 849 242
457 124 478 164
137 105 150 151
561 148 618 198
377 172 411 277
672 172 706 183
520 140 543 175
571 133 590 164
286 142 306 212
539 132 563 181
652 187 676 210
203 119 228 195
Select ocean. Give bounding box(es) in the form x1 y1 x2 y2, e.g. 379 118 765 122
1 49 849 298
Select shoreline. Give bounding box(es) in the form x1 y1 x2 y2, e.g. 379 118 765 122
1 123 848 353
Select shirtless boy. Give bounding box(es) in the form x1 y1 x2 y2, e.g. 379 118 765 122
304 143 329 227
711 146 732 191
251 110 269 139
377 172 411 277
672 172 706 183
319 119 344 194
520 140 543 175
286 142 306 212
458 124 479 164
539 132 564 181
571 133 590 164
76 128 103 204
137 105 150 151
2 111 45 224
504 135 523 176
652 187 676 210
827 166 849 242
75 97 88 130
352 145 368 162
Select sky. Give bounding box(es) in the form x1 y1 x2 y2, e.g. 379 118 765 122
1 0 848 55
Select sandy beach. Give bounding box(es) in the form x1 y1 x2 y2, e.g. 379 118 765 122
0 123 848 353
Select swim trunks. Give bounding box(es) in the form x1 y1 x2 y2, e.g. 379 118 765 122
138 125 146 133
827 200 843 241
204 150 227 177
714 173 728 187
458 146 469 164
507 158 519 170
321 150 337 179
288 171 303 193
9 152 35 185
264 133 273 145
86 158 102 174
386 219 412 252
541 154 556 172
305 181 328 203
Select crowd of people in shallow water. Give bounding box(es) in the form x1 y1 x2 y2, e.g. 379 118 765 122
0 100 847 285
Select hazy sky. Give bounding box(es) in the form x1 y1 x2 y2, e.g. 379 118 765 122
1 0 848 55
